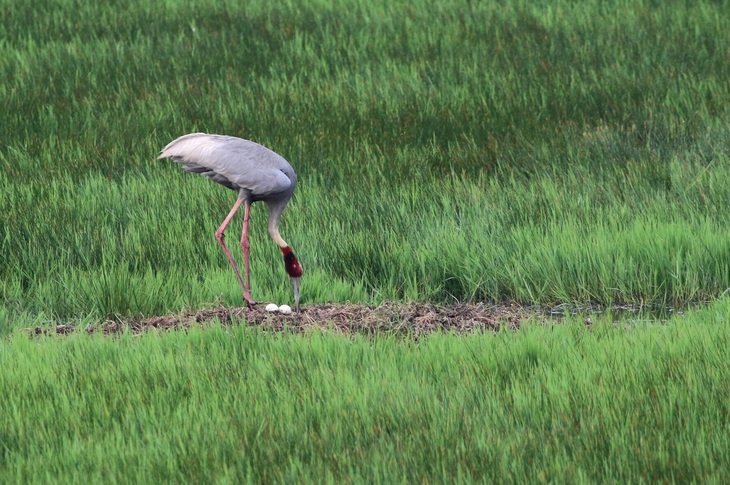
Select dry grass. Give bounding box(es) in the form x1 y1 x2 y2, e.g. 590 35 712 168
33 302 527 337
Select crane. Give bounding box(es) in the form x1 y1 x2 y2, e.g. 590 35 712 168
158 133 303 311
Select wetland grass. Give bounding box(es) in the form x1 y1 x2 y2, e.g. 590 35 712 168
2 0 729 323
2 304 729 483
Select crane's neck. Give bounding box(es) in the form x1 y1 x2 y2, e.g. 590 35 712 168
266 198 302 277
266 197 293 249
267 208 288 248
269 220 303 280
269 227 288 248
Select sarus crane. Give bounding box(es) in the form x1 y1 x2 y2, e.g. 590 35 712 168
159 133 303 311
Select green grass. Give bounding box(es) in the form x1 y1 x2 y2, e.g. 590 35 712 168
2 0 730 325
1 0 730 481
2 302 729 483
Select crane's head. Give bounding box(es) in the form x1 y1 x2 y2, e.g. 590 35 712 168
282 246 303 311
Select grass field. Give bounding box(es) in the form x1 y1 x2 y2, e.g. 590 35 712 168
1 0 729 481
3 307 729 483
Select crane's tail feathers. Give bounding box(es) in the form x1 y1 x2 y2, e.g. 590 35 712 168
158 133 238 191
158 132 217 161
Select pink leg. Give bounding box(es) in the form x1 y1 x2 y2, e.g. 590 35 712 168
240 201 256 304
215 198 255 307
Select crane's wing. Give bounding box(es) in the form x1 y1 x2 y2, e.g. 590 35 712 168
158 133 295 197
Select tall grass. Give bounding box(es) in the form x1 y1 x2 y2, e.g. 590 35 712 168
2 300 729 483
1 0 730 325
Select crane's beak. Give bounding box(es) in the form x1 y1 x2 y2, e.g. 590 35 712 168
290 277 301 312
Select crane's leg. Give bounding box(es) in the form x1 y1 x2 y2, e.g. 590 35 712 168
240 201 256 305
215 198 256 307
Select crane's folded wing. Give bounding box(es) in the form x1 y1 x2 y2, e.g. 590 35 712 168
159 133 295 197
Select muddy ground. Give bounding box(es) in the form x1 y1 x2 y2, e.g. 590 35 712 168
35 302 544 337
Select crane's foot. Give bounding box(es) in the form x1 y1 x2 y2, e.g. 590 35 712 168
244 295 258 308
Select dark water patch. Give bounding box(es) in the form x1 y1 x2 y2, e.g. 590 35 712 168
527 301 699 322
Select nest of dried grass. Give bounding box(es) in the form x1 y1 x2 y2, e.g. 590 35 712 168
33 302 528 337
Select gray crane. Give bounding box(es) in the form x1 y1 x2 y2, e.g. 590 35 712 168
158 133 303 311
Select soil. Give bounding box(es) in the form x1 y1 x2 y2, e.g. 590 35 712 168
32 302 531 338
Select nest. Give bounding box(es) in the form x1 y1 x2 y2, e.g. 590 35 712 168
32 302 528 338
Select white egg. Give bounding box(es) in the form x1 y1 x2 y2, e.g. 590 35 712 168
265 303 279 312
278 304 293 315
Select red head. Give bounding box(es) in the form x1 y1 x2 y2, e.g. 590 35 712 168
281 246 303 277
281 246 302 310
